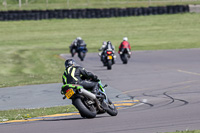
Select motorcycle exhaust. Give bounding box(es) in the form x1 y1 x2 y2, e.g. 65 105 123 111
79 88 104 112
78 88 96 100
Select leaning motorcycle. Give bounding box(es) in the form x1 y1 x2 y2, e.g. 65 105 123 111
77 45 87 61
61 80 118 118
102 49 115 70
119 48 131 64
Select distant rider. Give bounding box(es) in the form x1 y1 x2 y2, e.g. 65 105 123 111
70 37 87 55
102 41 116 63
99 41 107 61
118 37 131 56
62 59 99 94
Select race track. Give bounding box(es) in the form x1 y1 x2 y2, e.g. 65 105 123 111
1 48 200 133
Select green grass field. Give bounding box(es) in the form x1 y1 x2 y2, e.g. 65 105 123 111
0 13 200 88
1 0 200 11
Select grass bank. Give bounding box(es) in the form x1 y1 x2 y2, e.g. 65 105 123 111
1 0 200 11
0 105 77 122
0 13 200 88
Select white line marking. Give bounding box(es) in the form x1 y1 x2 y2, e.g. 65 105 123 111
142 99 147 103
177 70 200 76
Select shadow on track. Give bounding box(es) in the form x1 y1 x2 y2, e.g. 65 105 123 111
42 115 110 122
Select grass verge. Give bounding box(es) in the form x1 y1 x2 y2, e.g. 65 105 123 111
1 0 200 11
0 105 77 122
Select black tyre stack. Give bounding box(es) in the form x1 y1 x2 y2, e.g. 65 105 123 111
0 5 189 21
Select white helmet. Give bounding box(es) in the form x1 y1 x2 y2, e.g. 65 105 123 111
76 37 82 40
102 41 107 45
123 37 128 41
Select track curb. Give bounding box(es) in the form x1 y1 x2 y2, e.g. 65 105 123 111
0 100 139 124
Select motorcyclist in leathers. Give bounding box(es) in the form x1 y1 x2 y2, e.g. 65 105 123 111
99 41 107 61
102 41 116 63
118 37 131 56
70 37 87 55
62 59 99 94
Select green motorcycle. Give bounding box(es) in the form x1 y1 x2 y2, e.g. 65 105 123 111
61 80 118 118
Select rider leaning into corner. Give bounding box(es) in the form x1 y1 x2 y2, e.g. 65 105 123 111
62 59 99 94
118 37 132 56
70 37 87 53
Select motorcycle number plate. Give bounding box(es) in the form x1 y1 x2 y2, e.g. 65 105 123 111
65 89 74 99
107 56 112 59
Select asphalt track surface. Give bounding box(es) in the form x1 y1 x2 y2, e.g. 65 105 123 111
1 48 200 133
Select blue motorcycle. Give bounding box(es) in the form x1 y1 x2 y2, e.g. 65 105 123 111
77 45 87 61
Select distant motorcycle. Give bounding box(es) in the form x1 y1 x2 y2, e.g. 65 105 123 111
119 48 131 64
77 45 87 61
61 80 118 118
101 49 115 70
70 45 87 61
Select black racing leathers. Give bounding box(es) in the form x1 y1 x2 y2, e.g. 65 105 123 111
62 66 98 93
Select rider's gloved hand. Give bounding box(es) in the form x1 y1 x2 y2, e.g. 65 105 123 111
93 75 99 81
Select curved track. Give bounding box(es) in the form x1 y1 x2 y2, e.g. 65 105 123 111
1 49 200 133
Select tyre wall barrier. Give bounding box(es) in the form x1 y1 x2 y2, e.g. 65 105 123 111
0 5 189 21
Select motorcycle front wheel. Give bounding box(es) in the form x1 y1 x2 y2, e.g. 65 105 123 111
106 98 118 116
78 52 85 61
72 97 96 118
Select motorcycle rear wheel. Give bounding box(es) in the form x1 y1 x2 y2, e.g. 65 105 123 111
72 97 96 118
107 60 112 70
121 54 128 64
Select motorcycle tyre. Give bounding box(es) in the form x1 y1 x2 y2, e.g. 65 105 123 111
106 98 118 116
107 60 112 70
78 52 85 61
123 54 128 64
72 98 96 118
102 59 106 66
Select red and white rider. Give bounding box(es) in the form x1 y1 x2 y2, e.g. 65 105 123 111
118 37 131 55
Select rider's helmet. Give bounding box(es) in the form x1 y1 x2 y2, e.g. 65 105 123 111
102 41 107 46
76 37 82 40
123 37 128 41
65 59 76 68
107 41 112 45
